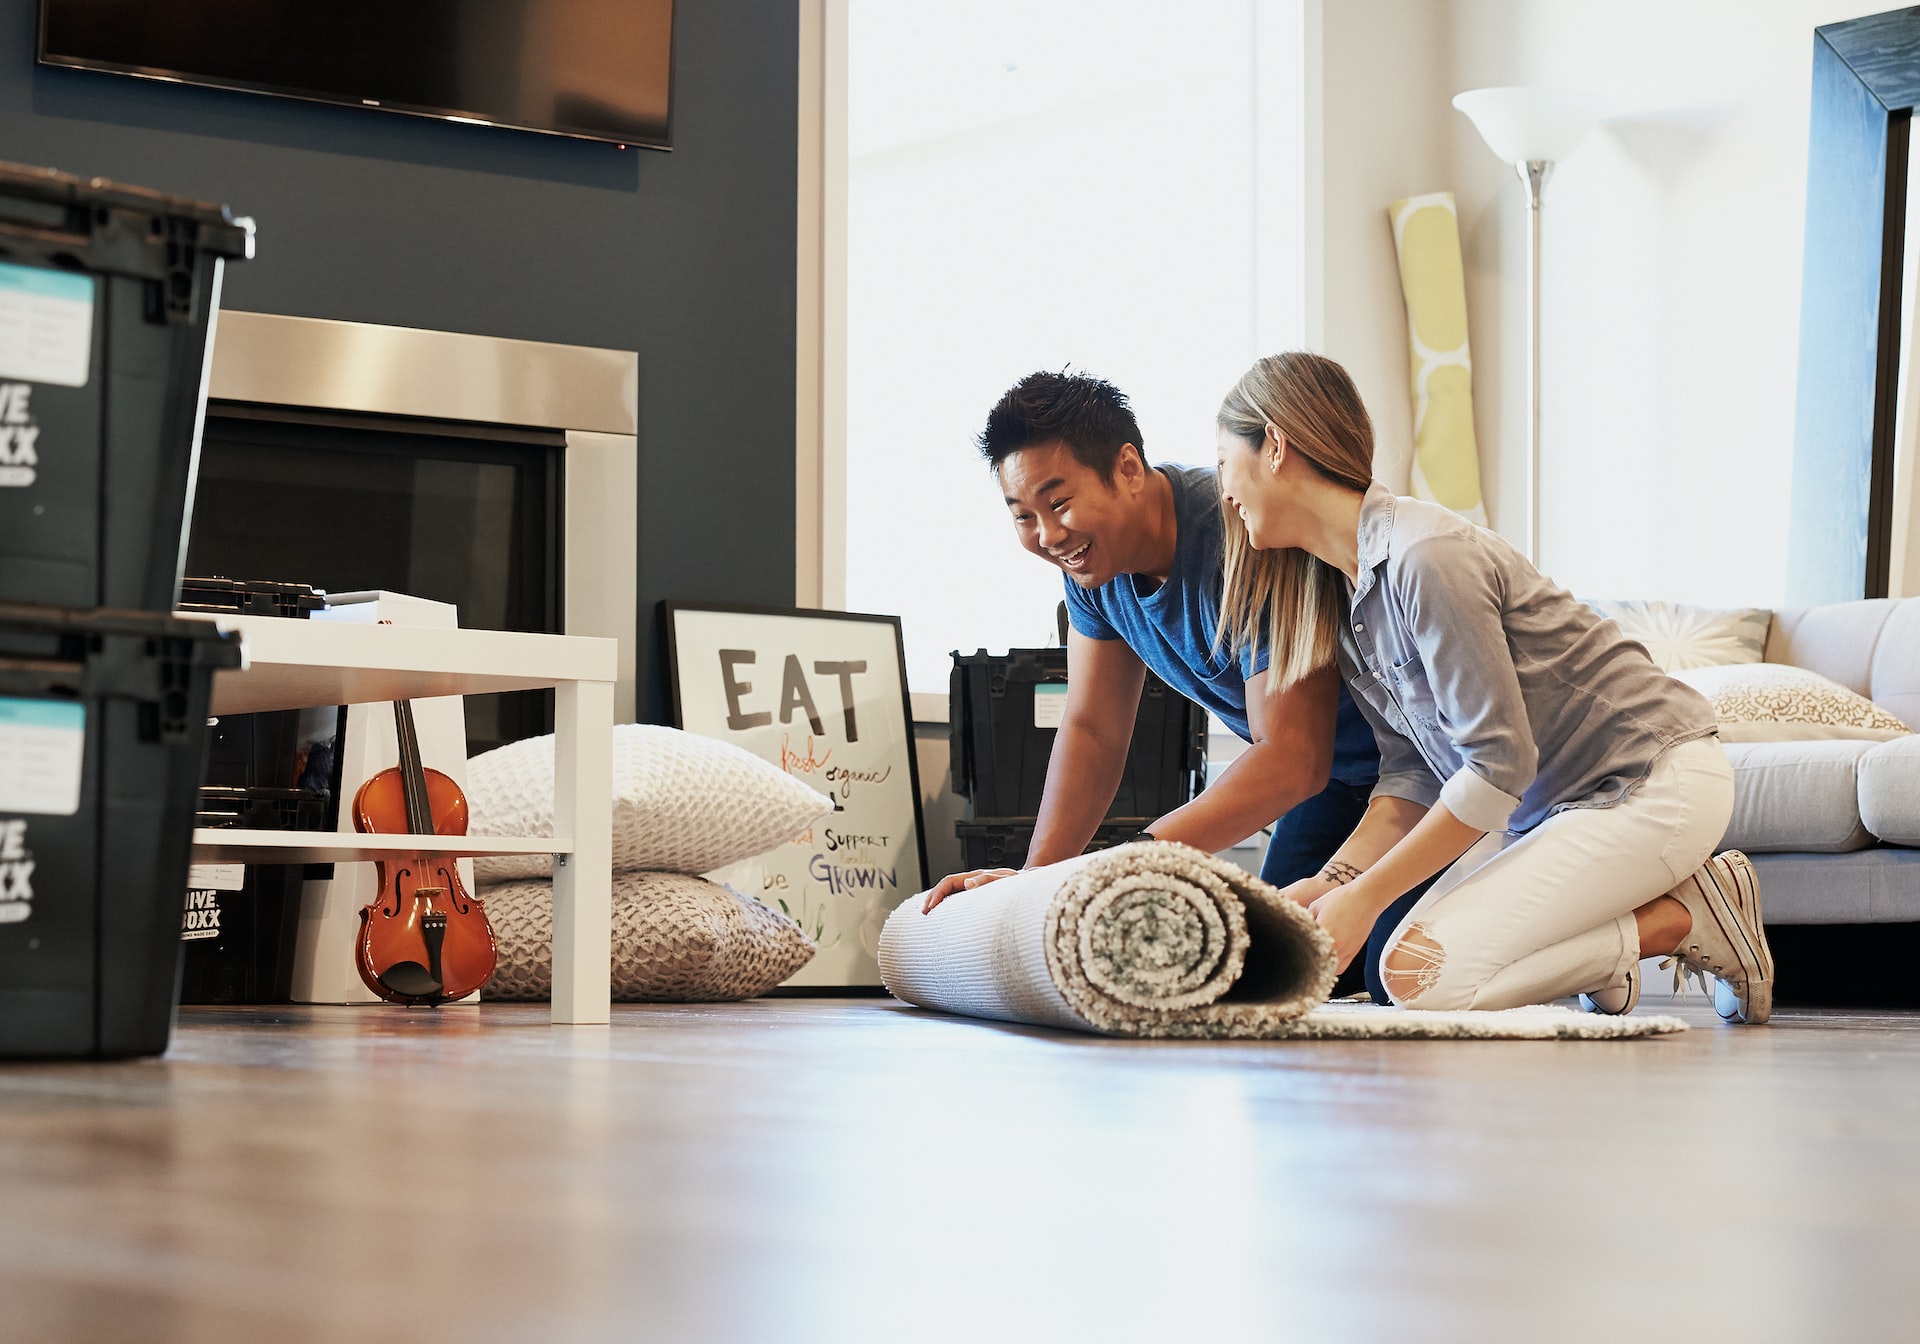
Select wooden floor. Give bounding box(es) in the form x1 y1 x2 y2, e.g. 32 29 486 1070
2 998 1917 1344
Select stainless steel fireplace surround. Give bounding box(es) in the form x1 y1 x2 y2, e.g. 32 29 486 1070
204 310 639 720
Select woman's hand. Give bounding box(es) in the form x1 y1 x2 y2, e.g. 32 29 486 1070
1274 874 1341 910
921 867 1017 914
1307 883 1378 973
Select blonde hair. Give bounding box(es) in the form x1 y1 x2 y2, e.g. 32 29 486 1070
1214 352 1376 693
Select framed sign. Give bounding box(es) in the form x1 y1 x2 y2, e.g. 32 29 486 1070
664 602 929 988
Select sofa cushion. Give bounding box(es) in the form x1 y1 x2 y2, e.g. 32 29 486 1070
1868 598 1920 730
1764 598 1898 696
1586 599 1770 671
1859 735 1920 846
1673 664 1912 742
1720 740 1876 853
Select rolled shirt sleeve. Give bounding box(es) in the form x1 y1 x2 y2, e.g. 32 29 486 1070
1395 532 1539 833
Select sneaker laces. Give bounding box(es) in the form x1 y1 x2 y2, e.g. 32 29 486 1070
1658 955 1712 998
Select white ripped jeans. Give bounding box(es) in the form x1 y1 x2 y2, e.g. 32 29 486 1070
1381 738 1735 1011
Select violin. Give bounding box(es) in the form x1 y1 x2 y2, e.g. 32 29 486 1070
353 700 497 1005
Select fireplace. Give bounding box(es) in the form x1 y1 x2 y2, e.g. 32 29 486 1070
188 311 638 750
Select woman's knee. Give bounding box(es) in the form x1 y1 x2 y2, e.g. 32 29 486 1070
1381 923 1475 1010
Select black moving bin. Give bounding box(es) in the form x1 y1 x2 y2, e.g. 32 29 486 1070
180 787 327 1005
178 579 326 793
949 648 1207 820
0 603 241 1058
0 161 253 612
956 817 1153 871
178 577 325 621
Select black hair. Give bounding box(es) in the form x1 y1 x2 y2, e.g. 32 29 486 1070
976 370 1147 482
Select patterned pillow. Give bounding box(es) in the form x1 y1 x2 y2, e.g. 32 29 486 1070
1672 664 1913 742
1587 599 1772 672
481 871 816 1001
466 724 834 882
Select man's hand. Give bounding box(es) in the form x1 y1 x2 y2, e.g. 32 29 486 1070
1307 883 1379 973
921 867 1018 914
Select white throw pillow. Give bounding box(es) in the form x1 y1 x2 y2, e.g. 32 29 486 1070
1587 599 1772 672
466 724 834 881
1672 663 1913 743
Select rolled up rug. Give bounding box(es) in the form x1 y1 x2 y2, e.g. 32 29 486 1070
880 841 1334 1038
881 842 1688 1041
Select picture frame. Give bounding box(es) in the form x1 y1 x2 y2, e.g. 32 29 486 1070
663 601 929 988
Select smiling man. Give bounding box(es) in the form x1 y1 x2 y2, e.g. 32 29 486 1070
923 370 1423 1001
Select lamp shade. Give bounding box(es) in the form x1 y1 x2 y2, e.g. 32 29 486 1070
1451 87 1608 164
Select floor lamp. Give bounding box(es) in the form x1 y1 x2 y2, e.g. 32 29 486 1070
1452 87 1606 565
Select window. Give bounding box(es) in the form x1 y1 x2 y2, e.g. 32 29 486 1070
844 0 1301 694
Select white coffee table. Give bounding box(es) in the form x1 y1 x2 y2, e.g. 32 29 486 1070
183 616 617 1024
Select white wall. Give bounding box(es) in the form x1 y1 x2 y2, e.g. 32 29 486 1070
1321 0 1892 605
1315 0 1456 492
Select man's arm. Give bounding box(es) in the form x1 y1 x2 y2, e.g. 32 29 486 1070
1023 629 1148 867
922 630 1143 911
1142 663 1338 856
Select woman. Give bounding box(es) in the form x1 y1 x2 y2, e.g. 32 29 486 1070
1213 352 1772 1023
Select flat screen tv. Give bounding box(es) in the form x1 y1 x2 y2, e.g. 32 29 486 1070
38 0 673 149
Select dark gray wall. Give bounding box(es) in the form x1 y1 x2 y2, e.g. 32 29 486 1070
3 4 799 721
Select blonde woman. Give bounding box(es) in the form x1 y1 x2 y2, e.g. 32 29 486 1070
1213 352 1772 1022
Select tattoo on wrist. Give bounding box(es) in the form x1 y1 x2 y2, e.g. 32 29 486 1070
1319 860 1364 886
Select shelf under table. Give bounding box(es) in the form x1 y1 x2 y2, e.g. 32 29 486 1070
191 831 576 865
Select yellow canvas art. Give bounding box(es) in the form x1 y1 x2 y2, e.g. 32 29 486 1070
1389 191 1486 524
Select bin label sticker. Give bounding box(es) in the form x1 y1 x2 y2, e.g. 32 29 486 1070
0 382 40 489
181 887 226 941
0 262 94 389
0 819 32 923
1033 683 1068 729
0 698 85 816
187 864 246 892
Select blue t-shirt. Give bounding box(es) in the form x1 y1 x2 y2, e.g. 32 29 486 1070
1062 464 1379 787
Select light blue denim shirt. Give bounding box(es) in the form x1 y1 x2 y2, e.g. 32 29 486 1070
1335 484 1718 836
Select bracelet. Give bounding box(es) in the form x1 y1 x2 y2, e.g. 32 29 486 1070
1318 860 1364 886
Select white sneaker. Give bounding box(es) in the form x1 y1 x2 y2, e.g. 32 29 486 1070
1579 961 1640 1015
1661 850 1772 1024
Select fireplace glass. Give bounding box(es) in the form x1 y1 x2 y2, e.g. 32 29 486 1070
184 403 563 756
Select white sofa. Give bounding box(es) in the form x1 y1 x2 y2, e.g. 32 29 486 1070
1715 598 1920 923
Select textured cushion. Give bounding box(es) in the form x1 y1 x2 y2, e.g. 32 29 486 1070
1587 599 1771 671
1720 740 1876 853
1673 664 1913 743
481 871 816 1001
1859 735 1920 846
466 724 834 882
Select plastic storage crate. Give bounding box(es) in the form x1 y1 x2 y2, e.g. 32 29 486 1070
0 603 241 1058
955 817 1153 871
180 787 328 1005
0 160 253 612
181 579 331 804
949 648 1207 820
178 577 325 620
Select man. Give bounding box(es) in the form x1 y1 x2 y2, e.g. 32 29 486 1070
923 370 1422 1000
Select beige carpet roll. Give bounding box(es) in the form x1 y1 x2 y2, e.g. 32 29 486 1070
879 842 1335 1038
